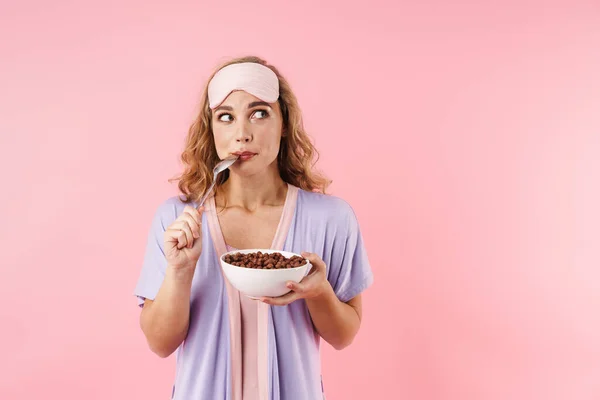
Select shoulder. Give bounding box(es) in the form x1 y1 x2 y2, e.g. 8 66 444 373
296 188 359 229
150 195 193 227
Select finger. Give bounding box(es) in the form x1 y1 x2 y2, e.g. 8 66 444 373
285 281 306 294
174 221 194 248
190 230 203 250
177 230 188 249
260 290 299 306
301 252 326 270
184 205 203 227
180 212 201 238
167 222 193 249
165 228 187 249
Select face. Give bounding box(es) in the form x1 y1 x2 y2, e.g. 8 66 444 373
211 90 284 177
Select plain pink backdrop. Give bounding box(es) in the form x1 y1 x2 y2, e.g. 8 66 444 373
1 0 599 399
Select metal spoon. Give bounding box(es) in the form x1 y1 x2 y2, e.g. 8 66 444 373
198 155 239 207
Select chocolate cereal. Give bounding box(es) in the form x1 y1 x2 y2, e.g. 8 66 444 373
223 251 308 269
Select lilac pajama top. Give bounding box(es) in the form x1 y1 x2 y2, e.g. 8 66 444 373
134 183 374 399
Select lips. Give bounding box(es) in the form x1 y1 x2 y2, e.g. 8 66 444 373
232 151 257 161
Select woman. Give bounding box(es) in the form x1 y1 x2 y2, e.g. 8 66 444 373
134 56 374 400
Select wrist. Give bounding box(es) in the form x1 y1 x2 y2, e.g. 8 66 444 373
309 280 336 303
166 264 195 284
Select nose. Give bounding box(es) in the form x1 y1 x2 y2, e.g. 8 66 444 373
235 121 253 143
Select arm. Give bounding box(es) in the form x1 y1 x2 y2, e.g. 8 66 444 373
306 288 362 350
260 253 365 350
140 265 195 358
137 204 204 358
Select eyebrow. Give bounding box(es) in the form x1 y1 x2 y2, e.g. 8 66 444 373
248 101 271 109
213 101 272 113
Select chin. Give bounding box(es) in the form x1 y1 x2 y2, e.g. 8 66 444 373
229 162 262 177
230 157 278 178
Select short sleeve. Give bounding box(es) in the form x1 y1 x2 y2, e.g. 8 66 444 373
133 199 178 307
326 202 374 303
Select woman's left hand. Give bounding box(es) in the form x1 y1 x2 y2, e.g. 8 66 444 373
259 252 329 306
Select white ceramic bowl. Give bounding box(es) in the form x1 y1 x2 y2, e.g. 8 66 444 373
220 249 312 299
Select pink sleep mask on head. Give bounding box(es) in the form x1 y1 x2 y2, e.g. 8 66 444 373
207 62 280 109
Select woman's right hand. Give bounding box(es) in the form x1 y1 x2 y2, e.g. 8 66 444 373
164 205 204 270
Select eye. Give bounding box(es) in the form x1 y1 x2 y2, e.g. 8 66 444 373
252 109 269 119
217 113 233 122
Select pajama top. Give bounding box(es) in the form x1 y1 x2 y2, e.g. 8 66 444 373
134 183 374 399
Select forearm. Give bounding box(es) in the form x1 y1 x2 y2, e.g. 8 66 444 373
306 282 361 350
140 265 194 357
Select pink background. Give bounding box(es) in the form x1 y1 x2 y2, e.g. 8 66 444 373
1 0 599 399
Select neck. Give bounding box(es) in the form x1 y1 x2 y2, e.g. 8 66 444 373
216 164 288 212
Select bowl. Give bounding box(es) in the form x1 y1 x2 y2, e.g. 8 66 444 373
219 249 312 299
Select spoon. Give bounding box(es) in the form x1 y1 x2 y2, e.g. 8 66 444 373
198 155 239 207
178 155 238 249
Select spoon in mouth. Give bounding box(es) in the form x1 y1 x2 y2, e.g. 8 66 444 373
198 155 239 207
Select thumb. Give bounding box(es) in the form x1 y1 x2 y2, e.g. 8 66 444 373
196 204 205 227
193 204 205 231
193 206 204 250
191 231 203 250
301 252 325 269
197 206 205 230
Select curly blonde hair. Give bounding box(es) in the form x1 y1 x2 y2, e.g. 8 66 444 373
169 55 331 203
